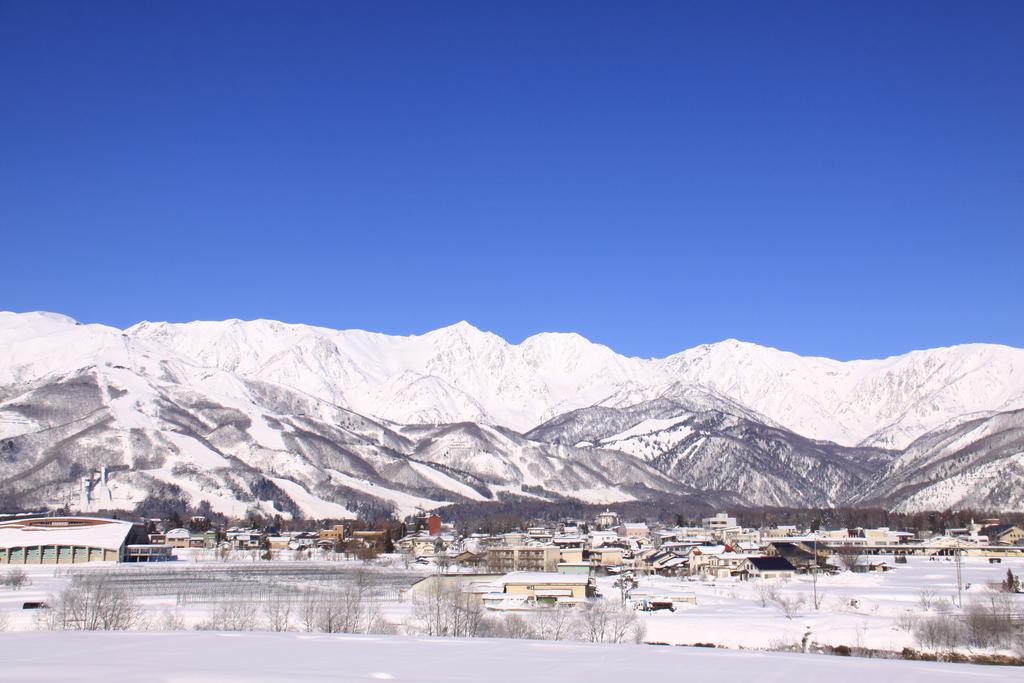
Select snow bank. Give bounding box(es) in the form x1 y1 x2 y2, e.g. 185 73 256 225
0 631 1015 683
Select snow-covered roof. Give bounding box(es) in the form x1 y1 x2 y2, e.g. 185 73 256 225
689 545 727 555
501 572 589 585
0 517 135 551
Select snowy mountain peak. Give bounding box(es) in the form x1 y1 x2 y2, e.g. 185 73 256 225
2 310 1024 514
5 311 1024 448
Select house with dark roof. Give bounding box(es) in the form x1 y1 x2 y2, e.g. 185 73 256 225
737 556 796 580
767 541 829 571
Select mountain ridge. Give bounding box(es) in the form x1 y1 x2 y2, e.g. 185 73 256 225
6 311 1024 449
2 310 1023 516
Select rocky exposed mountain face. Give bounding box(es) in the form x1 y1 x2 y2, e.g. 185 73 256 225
526 387 897 509
854 409 1024 513
1 310 1022 517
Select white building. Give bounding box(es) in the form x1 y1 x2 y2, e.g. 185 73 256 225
702 513 737 531
0 516 141 564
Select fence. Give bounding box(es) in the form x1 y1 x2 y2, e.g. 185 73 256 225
58 563 422 608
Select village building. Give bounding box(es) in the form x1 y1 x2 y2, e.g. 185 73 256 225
165 528 192 548
585 547 623 569
0 516 151 564
558 547 584 564
594 510 619 530
499 571 593 604
318 524 346 547
981 524 1024 546
702 513 738 532
618 522 650 539
738 556 796 580
589 530 619 548
486 545 561 573
397 534 441 557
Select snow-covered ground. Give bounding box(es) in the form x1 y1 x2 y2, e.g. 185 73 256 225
1 555 1021 657
0 630 1018 683
617 556 1024 651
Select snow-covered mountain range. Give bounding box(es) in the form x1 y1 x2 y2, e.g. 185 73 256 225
2 310 1023 517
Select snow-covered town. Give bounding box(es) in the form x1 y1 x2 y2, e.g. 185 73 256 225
4 2 1024 681
1 508 1022 671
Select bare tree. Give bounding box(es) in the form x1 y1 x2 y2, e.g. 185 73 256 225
577 600 644 643
410 580 486 638
773 593 806 620
262 598 293 632
300 590 320 632
754 581 778 608
533 606 576 640
833 546 864 572
316 587 368 633
2 568 29 590
40 576 146 631
917 588 938 611
964 593 1019 649
809 577 826 611
485 613 534 639
156 610 186 631
913 611 966 649
199 601 257 631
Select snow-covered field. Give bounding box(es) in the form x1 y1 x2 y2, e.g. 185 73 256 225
1 630 1019 683
615 556 1024 651
1 555 1021 660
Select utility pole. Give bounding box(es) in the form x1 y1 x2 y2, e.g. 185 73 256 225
955 545 963 609
812 535 818 610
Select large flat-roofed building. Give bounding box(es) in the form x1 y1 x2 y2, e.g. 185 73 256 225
0 516 144 564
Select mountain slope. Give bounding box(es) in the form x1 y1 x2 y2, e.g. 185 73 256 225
3 310 1024 514
0 317 687 517
125 316 1024 448
527 388 897 508
856 409 1024 512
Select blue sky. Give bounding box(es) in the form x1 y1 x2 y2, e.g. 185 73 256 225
2 2 1021 360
